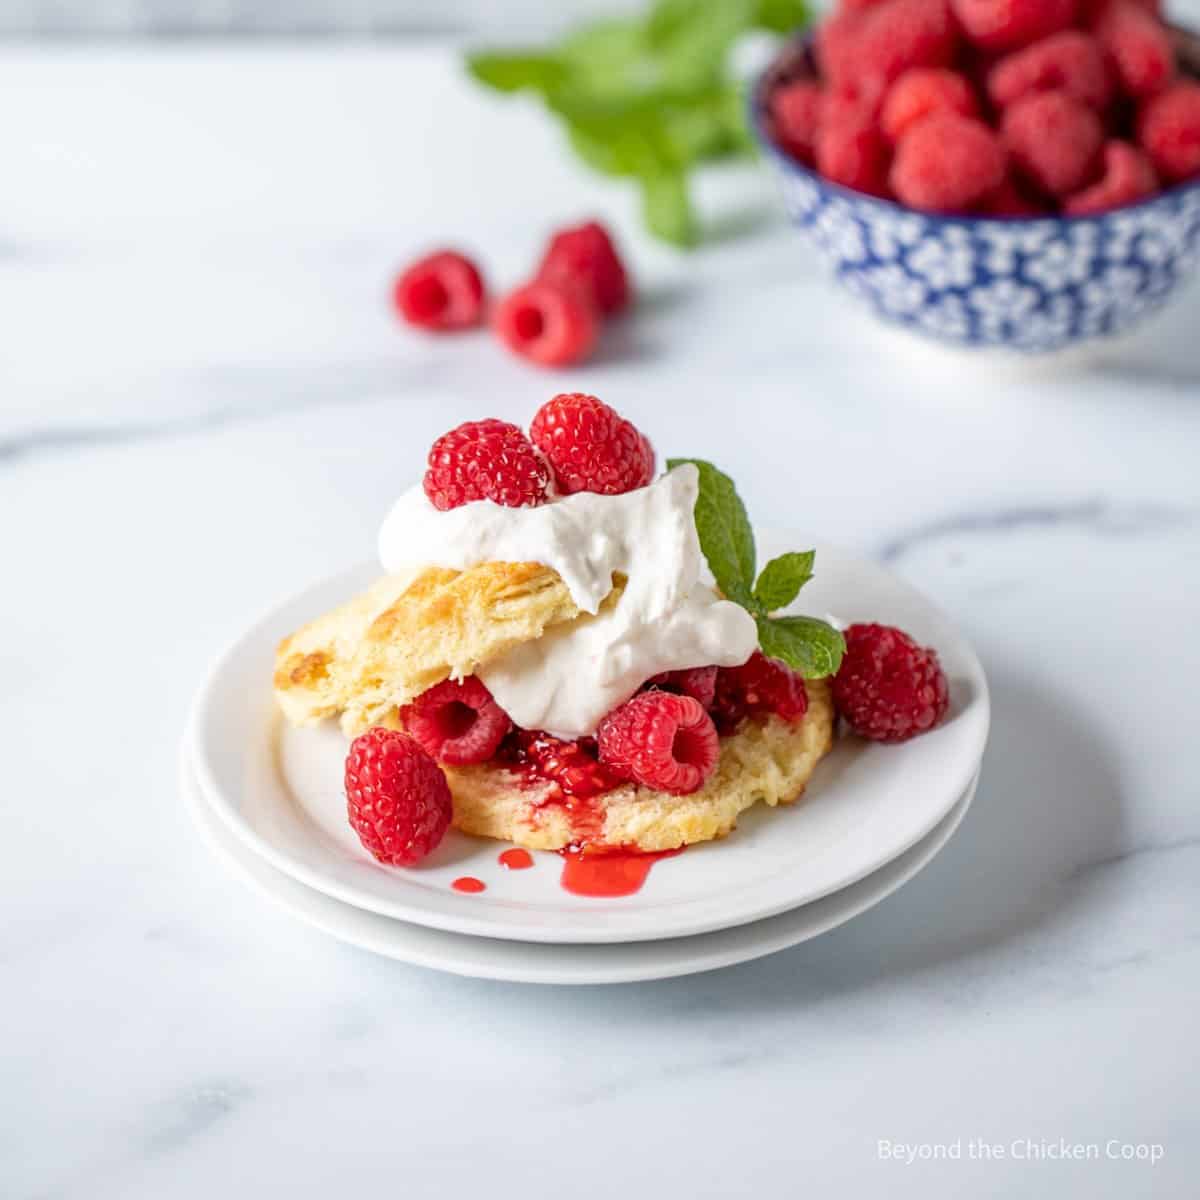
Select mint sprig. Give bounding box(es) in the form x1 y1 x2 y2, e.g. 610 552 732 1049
465 0 810 247
667 458 844 678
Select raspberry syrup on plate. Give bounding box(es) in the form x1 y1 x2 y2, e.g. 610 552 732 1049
498 848 534 870
559 846 684 897
451 876 486 894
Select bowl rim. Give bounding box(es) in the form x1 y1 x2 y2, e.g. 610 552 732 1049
749 32 1200 229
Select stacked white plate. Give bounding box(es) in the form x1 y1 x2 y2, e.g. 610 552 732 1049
185 533 990 985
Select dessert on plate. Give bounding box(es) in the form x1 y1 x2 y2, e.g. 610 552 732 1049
274 393 949 869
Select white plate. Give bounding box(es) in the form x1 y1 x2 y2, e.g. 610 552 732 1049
184 749 978 985
189 533 989 944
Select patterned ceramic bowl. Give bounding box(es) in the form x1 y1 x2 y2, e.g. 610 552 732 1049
751 39 1200 353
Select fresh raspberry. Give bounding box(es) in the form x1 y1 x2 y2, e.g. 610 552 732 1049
423 418 551 511
344 728 452 866
493 279 599 367
820 0 959 98
1064 140 1158 212
711 652 809 735
392 250 485 331
597 692 719 795
536 221 631 317
1092 1 1175 99
987 32 1115 111
817 111 891 196
982 174 1052 215
529 393 654 496
833 624 949 743
770 80 826 164
951 0 1077 53
890 112 1007 212
881 69 980 143
1138 82 1200 183
398 676 512 766
1002 89 1106 196
645 666 719 709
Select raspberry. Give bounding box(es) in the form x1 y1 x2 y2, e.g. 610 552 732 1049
529 392 654 496
493 279 599 368
982 174 1051 215
345 728 452 866
398 676 512 766
833 624 950 743
890 112 1007 212
392 250 485 331
820 0 959 97
536 221 631 317
711 652 809 735
1138 82 1200 183
817 111 891 196
770 80 826 164
597 692 720 795
1064 140 1158 213
1002 89 1106 196
881 68 980 143
423 418 551 511
1092 1 1175 99
987 32 1115 111
951 0 1077 53
645 666 719 709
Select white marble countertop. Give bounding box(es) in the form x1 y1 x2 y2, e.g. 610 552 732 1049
3 39 1199 1200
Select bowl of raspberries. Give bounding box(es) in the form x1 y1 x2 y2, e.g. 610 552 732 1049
753 0 1200 351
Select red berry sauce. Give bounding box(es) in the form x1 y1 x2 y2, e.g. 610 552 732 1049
499 848 534 870
495 728 624 844
451 876 486 894
559 846 685 897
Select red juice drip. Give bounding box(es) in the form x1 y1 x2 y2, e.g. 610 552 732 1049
498 848 534 870
559 846 685 898
451 876 486 894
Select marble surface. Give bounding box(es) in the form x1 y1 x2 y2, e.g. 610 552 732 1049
3 41 1200 1200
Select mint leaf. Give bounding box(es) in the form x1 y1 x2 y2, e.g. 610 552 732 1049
466 52 568 94
752 0 810 34
753 550 814 612
640 172 699 246
756 615 845 679
667 458 756 603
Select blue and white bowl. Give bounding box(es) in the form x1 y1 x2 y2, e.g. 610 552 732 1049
751 43 1200 353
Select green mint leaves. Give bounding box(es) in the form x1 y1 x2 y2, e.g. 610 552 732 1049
465 0 809 246
666 458 844 678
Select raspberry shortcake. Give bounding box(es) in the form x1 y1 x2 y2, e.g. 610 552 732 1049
275 393 946 867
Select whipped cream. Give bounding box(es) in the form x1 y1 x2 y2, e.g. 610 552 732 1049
378 465 758 739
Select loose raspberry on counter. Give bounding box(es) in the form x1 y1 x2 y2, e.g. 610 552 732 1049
597 692 720 796
645 666 719 709
890 111 1007 211
536 221 631 317
345 728 453 866
833 623 949 743
1065 140 1158 212
493 279 599 367
987 31 1115 111
1138 82 1200 182
951 0 1078 53
529 392 654 496
881 68 980 143
711 652 809 735
398 676 512 766
424 418 552 511
393 250 486 331
1002 89 1106 195
1092 0 1175 99
770 79 826 164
